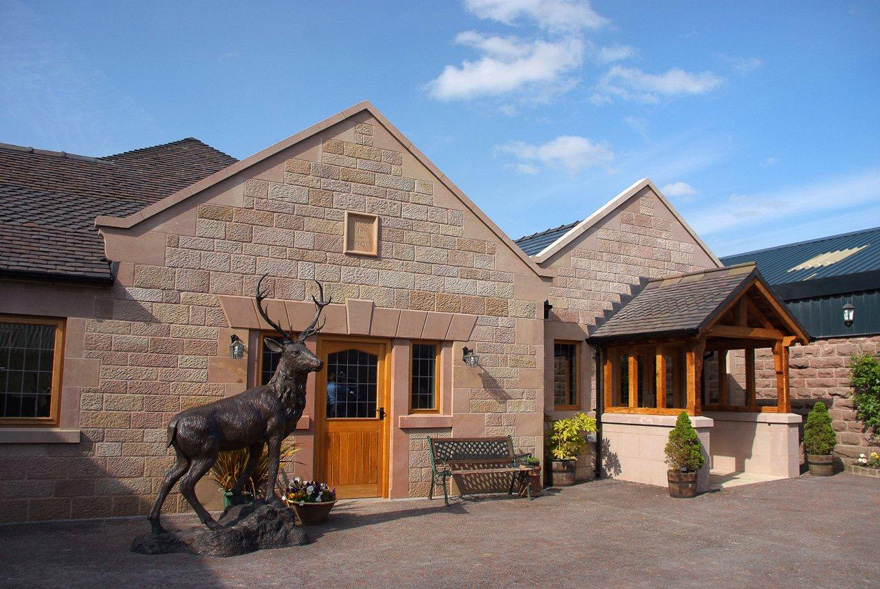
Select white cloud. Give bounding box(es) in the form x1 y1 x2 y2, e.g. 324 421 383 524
464 0 608 33
623 115 648 137
661 181 698 199
597 44 637 64
719 55 763 74
759 156 779 167
506 162 541 174
688 168 880 237
595 65 724 103
497 135 614 173
498 104 519 116
428 33 584 101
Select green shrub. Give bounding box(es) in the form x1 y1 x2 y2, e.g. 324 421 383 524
850 354 880 434
547 412 597 460
804 401 836 456
664 412 705 472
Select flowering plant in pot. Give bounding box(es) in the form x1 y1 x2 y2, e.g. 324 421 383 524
518 455 543 497
804 401 837 476
857 451 880 468
284 477 337 525
546 412 597 487
209 443 297 506
664 412 705 498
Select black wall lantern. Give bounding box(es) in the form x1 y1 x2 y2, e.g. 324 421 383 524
842 302 855 327
462 346 479 367
230 334 246 359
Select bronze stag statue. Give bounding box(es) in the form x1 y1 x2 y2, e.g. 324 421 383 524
148 276 330 534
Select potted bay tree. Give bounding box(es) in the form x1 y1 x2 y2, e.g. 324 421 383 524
664 412 705 498
804 401 836 476
546 412 596 486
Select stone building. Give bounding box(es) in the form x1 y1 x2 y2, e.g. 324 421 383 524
0 102 810 523
722 227 880 464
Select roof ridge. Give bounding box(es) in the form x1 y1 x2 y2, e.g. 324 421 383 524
515 219 581 243
100 137 219 160
0 142 103 163
721 225 880 260
646 261 756 284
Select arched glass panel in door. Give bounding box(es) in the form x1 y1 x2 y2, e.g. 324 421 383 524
326 349 378 418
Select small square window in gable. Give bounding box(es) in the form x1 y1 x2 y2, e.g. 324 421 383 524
344 211 379 257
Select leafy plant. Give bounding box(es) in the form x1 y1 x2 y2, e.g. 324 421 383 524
547 412 597 460
521 455 541 467
857 451 880 468
804 401 836 456
850 354 880 434
664 412 705 473
208 443 297 495
285 477 336 504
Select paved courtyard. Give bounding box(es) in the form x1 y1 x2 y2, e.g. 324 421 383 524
1 473 878 588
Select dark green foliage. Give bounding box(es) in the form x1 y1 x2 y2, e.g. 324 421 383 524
803 401 836 456
664 412 705 472
850 354 880 433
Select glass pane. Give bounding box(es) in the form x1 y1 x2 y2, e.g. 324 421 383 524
411 344 437 410
553 343 577 407
0 322 56 419
617 355 630 407
327 349 379 418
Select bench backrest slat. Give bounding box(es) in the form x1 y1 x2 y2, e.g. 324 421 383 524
428 436 514 466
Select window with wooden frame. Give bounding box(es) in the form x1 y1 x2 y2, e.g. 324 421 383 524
0 316 64 426
410 342 439 412
553 342 580 409
605 344 689 414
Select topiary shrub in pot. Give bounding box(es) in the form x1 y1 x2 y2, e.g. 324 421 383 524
546 412 597 487
664 412 705 498
804 401 837 476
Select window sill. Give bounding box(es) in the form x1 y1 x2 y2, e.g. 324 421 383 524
398 415 453 429
0 428 81 444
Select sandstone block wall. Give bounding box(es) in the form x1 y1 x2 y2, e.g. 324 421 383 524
756 335 880 463
0 112 547 522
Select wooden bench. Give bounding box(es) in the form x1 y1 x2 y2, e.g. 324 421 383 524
427 436 534 505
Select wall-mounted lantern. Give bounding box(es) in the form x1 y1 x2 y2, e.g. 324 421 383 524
230 334 246 359
842 302 855 327
462 346 479 367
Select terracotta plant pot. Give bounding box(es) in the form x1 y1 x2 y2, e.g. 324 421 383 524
667 470 698 498
518 466 542 497
291 500 336 526
549 459 576 487
807 454 835 477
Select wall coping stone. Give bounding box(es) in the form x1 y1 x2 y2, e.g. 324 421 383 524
600 413 714 428
703 411 802 424
398 415 454 429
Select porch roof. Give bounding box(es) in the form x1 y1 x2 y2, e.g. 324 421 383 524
589 263 810 343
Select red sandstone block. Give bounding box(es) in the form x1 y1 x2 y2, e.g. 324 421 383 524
26 457 69 480
71 496 113 519
54 478 95 498
29 498 72 521
0 499 28 523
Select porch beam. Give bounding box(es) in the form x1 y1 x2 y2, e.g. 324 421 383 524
628 353 638 408
707 325 784 340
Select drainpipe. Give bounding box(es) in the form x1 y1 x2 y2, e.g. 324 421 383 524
593 343 603 480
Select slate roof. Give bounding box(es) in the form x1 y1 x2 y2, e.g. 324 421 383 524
590 264 761 341
0 139 237 283
515 220 580 256
720 226 880 285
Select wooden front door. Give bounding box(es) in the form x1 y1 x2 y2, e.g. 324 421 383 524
317 337 389 498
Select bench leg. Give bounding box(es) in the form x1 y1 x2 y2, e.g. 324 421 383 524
429 477 434 501
508 473 516 496
442 475 449 506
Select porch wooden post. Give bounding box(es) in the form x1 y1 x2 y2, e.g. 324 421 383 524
628 353 638 408
686 339 705 415
745 347 757 411
773 341 789 413
656 348 666 410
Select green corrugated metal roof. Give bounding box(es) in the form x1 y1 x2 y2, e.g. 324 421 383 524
720 226 880 285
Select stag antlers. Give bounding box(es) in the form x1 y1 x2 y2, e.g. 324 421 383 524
255 275 332 342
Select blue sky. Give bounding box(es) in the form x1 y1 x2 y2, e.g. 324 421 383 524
1 1 878 256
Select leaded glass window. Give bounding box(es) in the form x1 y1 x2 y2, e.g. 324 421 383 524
411 343 437 411
1 319 62 422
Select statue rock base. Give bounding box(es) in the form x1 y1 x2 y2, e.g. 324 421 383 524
131 502 309 557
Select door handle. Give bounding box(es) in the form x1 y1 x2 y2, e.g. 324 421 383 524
377 407 386 420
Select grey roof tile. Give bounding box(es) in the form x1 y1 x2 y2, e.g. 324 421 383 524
514 220 580 256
